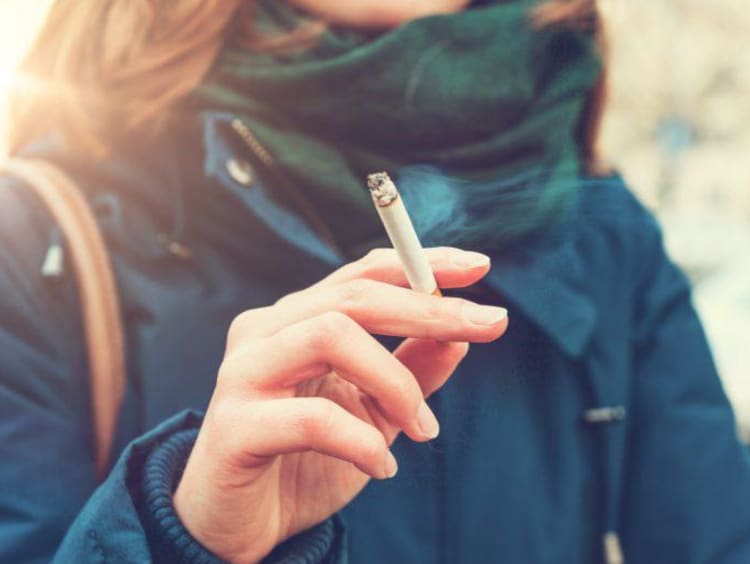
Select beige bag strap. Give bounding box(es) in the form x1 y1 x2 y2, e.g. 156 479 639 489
2 158 125 481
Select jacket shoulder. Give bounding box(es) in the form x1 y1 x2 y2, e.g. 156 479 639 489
0 175 94 561
575 176 670 283
0 173 85 389
578 176 662 249
575 176 693 338
0 174 78 331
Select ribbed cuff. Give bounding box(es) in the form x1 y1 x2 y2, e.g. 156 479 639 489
261 519 335 564
142 428 220 563
142 428 337 564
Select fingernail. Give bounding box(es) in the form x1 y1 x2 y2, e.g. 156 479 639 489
416 402 440 439
462 304 508 326
453 251 491 269
384 451 398 478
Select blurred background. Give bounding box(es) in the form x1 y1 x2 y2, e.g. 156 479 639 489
1 1 748 436
598 0 750 439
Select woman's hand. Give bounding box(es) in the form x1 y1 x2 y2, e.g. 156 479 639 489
173 247 507 563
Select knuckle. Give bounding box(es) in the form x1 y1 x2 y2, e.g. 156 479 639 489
275 290 300 308
217 351 243 383
337 279 376 311
396 374 416 400
389 376 418 410
206 397 243 435
216 357 235 383
308 311 353 349
353 248 395 280
227 310 253 338
423 300 447 325
227 308 270 341
359 434 384 463
321 309 354 334
218 342 261 386
322 310 353 329
299 400 336 441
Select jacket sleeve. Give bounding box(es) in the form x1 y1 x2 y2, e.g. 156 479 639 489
54 410 346 564
0 179 345 563
622 216 750 563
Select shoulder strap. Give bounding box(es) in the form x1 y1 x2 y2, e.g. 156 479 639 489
2 158 125 481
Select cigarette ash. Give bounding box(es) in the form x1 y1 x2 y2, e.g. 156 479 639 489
367 172 399 207
394 164 619 250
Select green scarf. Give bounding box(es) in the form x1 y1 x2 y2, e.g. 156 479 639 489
197 0 601 251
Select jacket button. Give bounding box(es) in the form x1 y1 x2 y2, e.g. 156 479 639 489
226 158 254 187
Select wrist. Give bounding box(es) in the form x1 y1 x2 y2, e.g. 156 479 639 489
173 480 271 564
141 428 222 563
171 437 280 563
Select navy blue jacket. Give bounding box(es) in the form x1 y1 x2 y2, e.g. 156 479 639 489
1 112 749 563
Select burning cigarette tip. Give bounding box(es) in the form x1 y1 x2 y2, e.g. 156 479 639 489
367 172 399 207
367 171 438 295
367 171 390 191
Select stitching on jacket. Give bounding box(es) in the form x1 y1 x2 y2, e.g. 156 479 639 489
87 529 107 563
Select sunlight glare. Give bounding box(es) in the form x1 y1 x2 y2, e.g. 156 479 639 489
0 1 52 153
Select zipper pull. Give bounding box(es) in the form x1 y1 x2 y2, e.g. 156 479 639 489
42 227 64 278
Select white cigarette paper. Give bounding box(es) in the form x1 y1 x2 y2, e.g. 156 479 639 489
367 172 439 295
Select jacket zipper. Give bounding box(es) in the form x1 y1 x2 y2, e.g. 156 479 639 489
230 118 275 169
229 118 343 257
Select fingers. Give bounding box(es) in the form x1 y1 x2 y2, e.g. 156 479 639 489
225 247 505 350
316 247 491 290
222 312 439 443
222 397 398 480
394 339 470 398
238 280 508 343
362 339 469 445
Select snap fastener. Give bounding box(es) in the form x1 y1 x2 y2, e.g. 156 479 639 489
226 158 253 187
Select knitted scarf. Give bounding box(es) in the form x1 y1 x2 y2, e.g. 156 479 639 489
197 0 601 251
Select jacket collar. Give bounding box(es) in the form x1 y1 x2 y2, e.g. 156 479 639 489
483 230 598 358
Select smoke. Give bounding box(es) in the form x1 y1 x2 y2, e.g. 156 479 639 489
395 163 585 251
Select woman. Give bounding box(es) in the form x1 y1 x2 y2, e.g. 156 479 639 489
1 0 749 562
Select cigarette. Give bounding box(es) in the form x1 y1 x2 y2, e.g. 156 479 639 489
367 172 440 296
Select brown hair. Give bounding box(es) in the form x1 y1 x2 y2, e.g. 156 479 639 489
533 0 608 171
8 0 604 161
9 1 244 155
